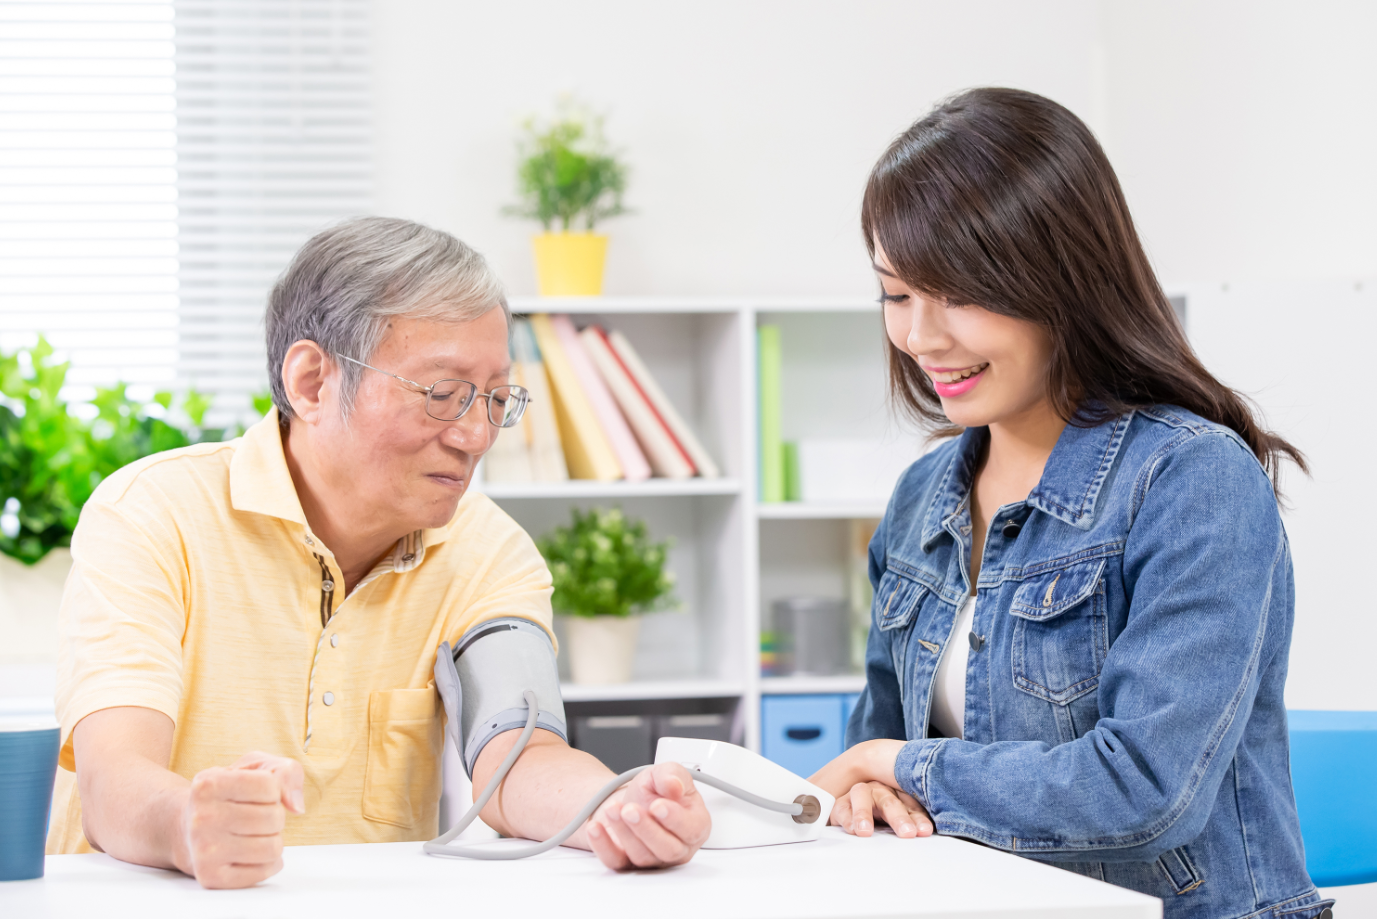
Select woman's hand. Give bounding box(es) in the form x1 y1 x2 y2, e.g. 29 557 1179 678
830 781 932 838
808 738 931 838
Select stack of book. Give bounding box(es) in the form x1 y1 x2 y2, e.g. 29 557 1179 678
483 314 721 484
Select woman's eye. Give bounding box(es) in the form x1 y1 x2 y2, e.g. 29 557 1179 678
878 292 909 304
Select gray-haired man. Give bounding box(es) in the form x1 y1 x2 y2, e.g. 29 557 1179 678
48 218 711 886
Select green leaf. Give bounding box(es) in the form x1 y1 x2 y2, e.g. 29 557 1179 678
535 505 676 618
251 390 275 419
506 98 632 232
0 339 227 565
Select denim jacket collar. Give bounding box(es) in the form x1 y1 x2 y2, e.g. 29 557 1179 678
919 411 1134 551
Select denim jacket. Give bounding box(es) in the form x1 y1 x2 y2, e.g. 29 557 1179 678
848 406 1332 919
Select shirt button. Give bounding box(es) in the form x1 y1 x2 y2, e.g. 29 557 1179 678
305 536 315 546
1002 520 1021 539
402 553 416 563
322 692 335 706
322 579 335 593
968 632 985 652
330 634 339 648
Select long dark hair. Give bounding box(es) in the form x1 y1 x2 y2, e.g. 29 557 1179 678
861 87 1304 492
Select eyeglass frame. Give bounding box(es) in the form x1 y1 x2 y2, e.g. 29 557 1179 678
334 353 531 427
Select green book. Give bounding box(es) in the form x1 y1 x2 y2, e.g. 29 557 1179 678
758 325 783 503
782 441 801 502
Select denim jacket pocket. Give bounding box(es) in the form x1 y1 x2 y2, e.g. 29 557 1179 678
1009 557 1108 705
875 568 929 632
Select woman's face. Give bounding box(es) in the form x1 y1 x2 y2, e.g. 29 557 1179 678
875 241 1054 430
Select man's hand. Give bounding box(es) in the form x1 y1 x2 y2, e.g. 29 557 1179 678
177 752 305 889
74 707 306 889
583 763 711 869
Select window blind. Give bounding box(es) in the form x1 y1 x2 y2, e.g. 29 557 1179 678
0 0 179 400
174 0 373 428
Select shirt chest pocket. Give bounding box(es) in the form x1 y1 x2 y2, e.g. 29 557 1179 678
875 569 931 682
1008 557 1108 705
875 569 930 633
363 688 443 829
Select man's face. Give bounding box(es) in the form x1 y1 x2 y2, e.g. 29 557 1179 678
319 308 510 532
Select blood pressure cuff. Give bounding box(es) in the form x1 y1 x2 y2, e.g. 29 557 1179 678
434 617 568 778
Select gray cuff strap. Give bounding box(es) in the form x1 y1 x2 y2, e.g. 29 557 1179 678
462 707 568 779
446 616 567 779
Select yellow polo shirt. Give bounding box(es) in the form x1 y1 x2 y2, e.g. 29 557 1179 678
46 410 553 853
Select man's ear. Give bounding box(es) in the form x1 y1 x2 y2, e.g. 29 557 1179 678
280 340 336 423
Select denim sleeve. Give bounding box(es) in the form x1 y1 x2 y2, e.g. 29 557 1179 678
893 433 1286 862
846 512 908 746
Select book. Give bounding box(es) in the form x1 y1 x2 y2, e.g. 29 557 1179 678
580 325 695 479
528 313 622 481
549 314 652 482
757 324 783 502
481 367 534 484
511 319 568 482
606 329 721 478
848 518 880 671
782 441 801 501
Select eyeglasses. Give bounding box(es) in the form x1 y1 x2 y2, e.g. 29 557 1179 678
336 354 531 428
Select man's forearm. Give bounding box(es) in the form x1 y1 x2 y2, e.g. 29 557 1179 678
74 708 192 873
83 755 192 870
474 730 617 847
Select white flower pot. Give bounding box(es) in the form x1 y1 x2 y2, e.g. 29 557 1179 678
0 548 72 665
563 615 641 685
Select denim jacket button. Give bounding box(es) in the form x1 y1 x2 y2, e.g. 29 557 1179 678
1002 520 1021 538
969 632 985 651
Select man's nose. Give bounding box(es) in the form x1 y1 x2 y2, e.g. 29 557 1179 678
442 403 494 453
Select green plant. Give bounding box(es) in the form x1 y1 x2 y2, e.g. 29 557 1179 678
505 98 629 232
537 507 675 618
0 337 223 565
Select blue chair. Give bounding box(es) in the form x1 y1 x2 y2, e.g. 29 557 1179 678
1288 710 1377 887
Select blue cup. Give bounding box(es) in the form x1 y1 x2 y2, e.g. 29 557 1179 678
0 722 60 882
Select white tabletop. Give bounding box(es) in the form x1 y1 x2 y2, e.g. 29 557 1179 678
4 828 1160 919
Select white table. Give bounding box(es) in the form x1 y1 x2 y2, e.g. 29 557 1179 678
3 828 1161 919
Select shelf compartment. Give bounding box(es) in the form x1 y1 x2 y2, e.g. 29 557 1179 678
560 678 745 702
760 674 867 695
757 502 885 520
482 478 742 499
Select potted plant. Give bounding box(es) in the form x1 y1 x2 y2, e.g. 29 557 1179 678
537 507 675 684
506 98 629 297
0 338 218 664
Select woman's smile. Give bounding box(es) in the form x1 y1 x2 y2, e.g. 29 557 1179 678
923 361 989 397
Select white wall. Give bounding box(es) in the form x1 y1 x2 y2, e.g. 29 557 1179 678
370 1 1377 709
1099 0 1377 288
1100 0 1377 710
371 0 1102 297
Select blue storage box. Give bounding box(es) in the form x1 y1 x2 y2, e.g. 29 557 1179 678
841 692 860 736
761 694 845 778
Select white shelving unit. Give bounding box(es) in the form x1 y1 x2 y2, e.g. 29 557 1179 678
473 297 920 750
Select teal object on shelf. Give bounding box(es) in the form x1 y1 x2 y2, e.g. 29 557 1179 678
1288 710 1377 887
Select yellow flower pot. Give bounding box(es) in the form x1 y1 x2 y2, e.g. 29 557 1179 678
532 232 608 297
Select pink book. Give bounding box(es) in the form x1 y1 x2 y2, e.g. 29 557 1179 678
550 314 652 482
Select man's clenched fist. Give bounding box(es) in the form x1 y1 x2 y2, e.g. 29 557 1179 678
175 752 305 889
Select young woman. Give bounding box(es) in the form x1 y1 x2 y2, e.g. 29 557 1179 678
810 88 1332 919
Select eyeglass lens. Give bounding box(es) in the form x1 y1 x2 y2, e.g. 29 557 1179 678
424 381 528 427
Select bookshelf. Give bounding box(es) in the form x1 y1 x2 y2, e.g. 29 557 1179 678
474 297 915 750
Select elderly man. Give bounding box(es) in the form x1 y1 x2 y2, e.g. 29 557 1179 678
47 217 711 886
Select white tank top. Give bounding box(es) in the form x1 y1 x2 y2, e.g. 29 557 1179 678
930 594 976 739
